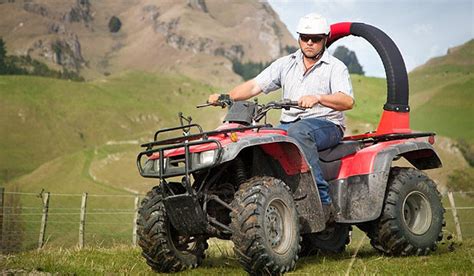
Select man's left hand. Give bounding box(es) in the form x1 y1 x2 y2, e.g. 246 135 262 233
298 95 321 108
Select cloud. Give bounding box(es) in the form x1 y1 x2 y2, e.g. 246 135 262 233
268 0 473 76
413 23 433 35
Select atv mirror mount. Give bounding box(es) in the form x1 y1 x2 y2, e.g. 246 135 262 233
178 112 193 136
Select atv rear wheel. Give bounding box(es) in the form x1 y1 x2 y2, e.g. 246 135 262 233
137 187 208 272
371 167 444 256
231 176 300 275
300 224 351 256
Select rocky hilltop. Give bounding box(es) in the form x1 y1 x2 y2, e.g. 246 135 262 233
0 0 296 86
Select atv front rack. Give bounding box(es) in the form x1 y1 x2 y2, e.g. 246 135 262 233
137 138 223 179
142 123 270 149
137 123 270 179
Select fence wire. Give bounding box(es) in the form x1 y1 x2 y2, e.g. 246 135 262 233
0 191 141 253
0 190 473 253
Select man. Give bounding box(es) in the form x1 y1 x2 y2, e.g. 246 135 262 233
208 13 354 223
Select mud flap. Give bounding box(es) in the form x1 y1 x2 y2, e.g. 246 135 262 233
163 194 209 235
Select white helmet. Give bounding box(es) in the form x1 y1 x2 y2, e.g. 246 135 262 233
296 13 330 35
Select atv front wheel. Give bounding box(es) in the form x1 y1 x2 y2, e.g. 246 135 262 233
137 187 208 272
231 176 300 275
373 167 444 255
300 224 351 256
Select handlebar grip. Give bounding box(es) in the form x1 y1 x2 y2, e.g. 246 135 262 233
281 99 299 106
196 103 212 108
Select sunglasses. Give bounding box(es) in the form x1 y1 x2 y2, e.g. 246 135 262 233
299 35 325 43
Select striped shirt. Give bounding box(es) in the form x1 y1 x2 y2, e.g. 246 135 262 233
254 49 353 128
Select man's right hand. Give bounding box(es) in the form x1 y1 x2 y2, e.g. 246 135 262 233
208 94 220 104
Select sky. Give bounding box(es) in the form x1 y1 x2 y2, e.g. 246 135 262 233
267 0 474 77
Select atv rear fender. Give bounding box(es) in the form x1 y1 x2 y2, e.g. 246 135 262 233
331 140 441 223
220 133 326 233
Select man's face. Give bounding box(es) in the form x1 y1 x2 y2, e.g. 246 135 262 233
298 34 326 59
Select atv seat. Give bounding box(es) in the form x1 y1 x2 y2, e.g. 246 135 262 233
319 140 363 162
319 141 363 181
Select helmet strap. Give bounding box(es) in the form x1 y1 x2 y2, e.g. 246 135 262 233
312 45 326 61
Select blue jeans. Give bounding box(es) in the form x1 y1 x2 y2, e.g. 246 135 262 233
279 118 343 205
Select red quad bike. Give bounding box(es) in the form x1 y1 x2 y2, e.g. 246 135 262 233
136 23 444 275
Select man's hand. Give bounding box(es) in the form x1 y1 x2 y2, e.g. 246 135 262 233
208 93 220 104
298 95 321 108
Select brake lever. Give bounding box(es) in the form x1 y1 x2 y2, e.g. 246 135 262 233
196 101 226 108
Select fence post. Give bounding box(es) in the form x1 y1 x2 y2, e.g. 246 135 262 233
132 195 139 246
0 187 4 247
447 191 463 242
38 192 50 250
79 192 88 249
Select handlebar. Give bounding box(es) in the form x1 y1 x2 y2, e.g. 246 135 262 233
196 98 305 123
253 99 304 122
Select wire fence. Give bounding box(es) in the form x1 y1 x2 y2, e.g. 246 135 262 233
0 188 142 253
0 188 473 253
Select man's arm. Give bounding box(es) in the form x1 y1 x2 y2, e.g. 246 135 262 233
299 92 354 111
208 79 262 103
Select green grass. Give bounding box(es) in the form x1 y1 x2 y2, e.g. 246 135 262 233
1 235 473 274
346 74 386 126
411 77 474 142
0 72 217 183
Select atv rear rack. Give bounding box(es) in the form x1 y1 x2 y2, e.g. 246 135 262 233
344 132 436 143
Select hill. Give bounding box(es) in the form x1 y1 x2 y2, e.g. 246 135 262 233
0 72 222 184
0 0 296 86
409 39 474 143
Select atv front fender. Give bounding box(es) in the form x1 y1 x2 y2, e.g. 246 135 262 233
331 140 441 223
220 133 326 233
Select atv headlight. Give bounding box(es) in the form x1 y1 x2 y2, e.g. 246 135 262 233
199 150 216 166
154 158 167 172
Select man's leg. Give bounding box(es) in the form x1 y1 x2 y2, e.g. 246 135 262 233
286 118 343 206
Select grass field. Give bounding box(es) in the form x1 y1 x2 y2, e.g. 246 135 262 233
1 39 473 274
1 232 473 275
0 72 219 183
1 65 471 254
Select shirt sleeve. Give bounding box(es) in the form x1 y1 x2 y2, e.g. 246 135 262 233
254 57 286 94
330 62 354 98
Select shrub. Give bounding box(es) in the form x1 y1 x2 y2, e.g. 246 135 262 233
108 16 122 33
447 168 474 194
456 139 474 167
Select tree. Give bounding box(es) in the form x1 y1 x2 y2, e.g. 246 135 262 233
333 45 365 75
232 60 271 81
0 37 7 74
